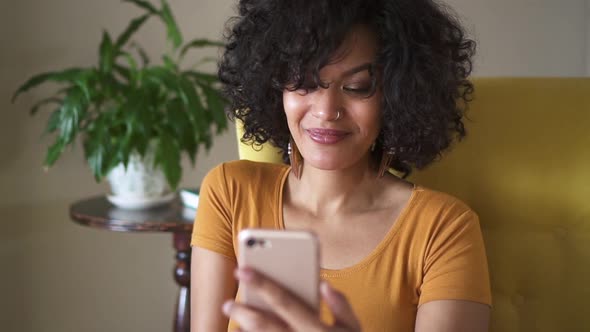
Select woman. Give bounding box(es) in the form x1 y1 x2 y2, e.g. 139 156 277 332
191 0 491 331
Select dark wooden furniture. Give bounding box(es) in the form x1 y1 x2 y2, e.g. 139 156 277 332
69 196 194 332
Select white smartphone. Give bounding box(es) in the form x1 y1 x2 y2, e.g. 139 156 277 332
237 229 320 312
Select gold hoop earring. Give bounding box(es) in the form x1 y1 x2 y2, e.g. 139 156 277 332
288 137 303 179
378 148 395 178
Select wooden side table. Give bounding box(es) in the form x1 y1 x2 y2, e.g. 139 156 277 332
70 196 194 332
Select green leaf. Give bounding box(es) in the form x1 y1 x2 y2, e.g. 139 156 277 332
115 14 151 48
106 133 127 172
144 66 178 90
134 134 149 157
97 72 125 100
43 109 61 135
200 83 228 133
99 30 115 74
186 138 199 164
57 87 87 145
84 111 117 181
179 38 224 60
166 98 197 164
30 97 62 115
85 140 106 181
114 64 132 83
12 68 87 102
155 130 181 189
73 70 94 102
162 54 177 71
130 42 150 66
44 139 67 168
120 89 152 156
117 121 135 166
159 0 182 49
121 52 139 71
201 129 213 150
177 76 206 133
123 0 158 14
115 52 139 84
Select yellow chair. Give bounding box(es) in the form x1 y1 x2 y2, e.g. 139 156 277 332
235 122 284 163
411 77 590 332
236 78 590 332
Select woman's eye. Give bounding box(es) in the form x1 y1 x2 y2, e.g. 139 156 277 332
296 84 319 95
343 85 372 96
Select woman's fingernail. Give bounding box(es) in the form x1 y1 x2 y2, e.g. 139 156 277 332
320 281 331 295
222 301 233 315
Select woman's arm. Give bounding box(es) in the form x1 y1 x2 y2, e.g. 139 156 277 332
415 300 490 332
416 207 491 332
191 247 238 332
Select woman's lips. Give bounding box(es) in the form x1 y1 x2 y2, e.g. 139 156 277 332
306 128 349 144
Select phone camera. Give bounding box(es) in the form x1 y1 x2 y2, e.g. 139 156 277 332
246 238 257 247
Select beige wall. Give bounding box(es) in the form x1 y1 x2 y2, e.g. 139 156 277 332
447 0 589 76
1 1 588 331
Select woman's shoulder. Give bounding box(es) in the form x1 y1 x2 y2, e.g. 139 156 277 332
400 185 482 245
409 185 478 222
414 185 472 209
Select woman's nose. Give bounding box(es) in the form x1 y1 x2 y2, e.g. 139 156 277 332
311 88 343 121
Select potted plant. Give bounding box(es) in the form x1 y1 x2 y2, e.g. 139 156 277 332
12 0 228 208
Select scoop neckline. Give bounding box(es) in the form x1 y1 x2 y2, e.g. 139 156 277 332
275 166 421 278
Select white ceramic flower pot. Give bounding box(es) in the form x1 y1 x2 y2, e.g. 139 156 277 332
106 147 174 209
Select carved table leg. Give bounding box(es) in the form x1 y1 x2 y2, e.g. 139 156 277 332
173 232 191 332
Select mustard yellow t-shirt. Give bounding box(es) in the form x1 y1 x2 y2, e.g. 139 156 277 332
191 160 492 331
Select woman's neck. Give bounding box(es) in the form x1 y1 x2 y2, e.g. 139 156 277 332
286 159 392 220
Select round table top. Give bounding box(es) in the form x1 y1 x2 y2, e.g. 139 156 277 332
69 195 194 233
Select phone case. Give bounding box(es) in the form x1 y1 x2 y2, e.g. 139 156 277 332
238 229 320 312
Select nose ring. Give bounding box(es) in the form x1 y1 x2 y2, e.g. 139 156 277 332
335 111 341 121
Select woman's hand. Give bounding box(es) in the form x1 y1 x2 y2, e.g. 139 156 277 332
222 267 361 332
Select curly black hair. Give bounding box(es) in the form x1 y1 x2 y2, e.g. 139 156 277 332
218 0 476 176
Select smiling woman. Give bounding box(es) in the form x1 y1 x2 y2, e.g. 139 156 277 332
191 0 491 331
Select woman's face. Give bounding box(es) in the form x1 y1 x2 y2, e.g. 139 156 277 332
283 25 382 172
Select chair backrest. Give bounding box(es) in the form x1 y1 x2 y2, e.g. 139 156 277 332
410 77 590 332
236 122 283 163
236 77 590 331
